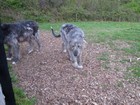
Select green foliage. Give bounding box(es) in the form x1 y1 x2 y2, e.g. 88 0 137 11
1 15 15 22
1 0 140 22
4 0 26 9
22 10 51 22
124 0 140 13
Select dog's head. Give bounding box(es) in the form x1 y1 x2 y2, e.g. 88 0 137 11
23 26 33 37
69 38 84 56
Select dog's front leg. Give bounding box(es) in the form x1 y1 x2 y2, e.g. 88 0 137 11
34 32 41 51
61 34 67 53
67 49 79 68
67 48 73 61
7 45 12 60
62 43 67 52
77 53 83 69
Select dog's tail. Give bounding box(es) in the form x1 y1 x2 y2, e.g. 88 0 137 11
51 27 60 37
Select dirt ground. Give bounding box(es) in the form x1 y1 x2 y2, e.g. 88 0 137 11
12 31 140 105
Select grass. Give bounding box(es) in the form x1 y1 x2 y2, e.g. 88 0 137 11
8 64 36 105
14 87 36 105
128 61 140 77
39 21 140 77
9 64 36 105
97 52 109 61
97 52 110 70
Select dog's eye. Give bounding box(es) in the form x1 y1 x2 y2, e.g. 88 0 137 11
72 45 75 48
71 45 75 49
77 45 81 48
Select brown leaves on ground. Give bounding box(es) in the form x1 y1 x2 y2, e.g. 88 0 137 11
12 31 140 105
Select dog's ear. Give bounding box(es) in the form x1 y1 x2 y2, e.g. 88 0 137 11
69 40 73 47
69 40 73 45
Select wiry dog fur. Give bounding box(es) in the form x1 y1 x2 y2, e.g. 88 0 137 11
1 20 40 64
51 23 86 69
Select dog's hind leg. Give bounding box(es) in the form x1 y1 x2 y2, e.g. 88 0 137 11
34 31 41 51
28 37 34 54
12 39 20 64
61 31 67 52
67 49 73 61
62 43 67 52
77 53 83 69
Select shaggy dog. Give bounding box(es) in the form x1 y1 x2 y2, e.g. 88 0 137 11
1 20 40 64
51 23 86 69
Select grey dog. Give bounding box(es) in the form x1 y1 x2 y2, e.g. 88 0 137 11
1 20 40 64
51 23 86 69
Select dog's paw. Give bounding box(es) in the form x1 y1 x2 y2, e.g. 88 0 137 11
137 58 140 60
69 57 73 61
36 48 41 52
77 65 83 69
28 49 33 54
72 62 78 67
12 62 16 65
7 57 12 61
63 49 67 53
72 62 83 69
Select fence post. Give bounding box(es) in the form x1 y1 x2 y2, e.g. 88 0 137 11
0 22 16 105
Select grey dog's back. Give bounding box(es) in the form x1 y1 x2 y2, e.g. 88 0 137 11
61 23 84 41
51 23 84 40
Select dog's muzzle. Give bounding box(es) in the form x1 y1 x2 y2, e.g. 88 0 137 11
74 50 78 56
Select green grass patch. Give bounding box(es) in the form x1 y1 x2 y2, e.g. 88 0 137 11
120 59 130 64
98 52 110 70
123 42 140 57
8 64 36 105
128 61 140 77
14 87 36 105
97 52 109 61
